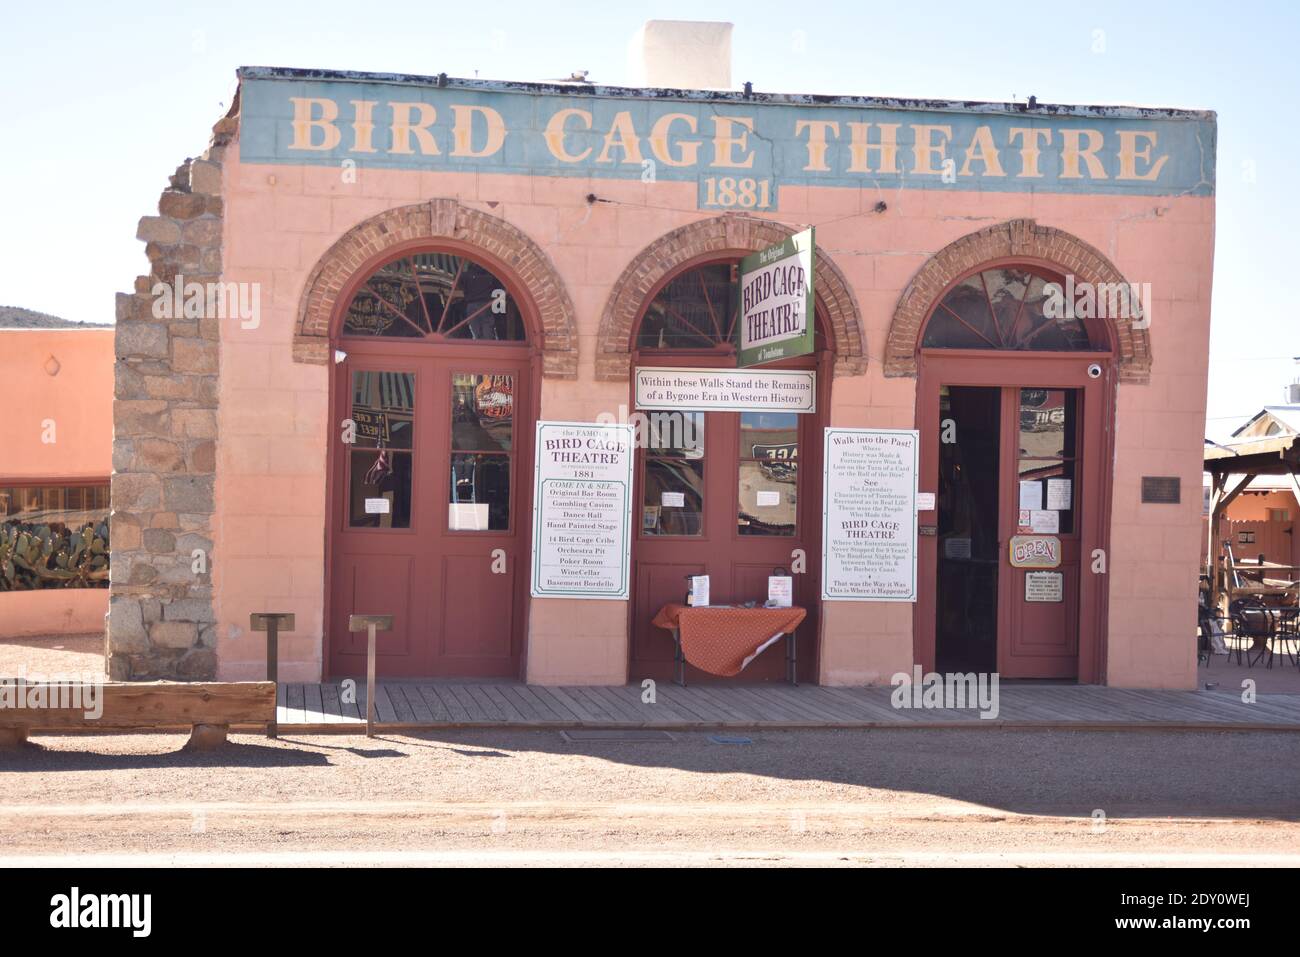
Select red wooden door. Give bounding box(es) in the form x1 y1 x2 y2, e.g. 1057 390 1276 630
628 353 824 683
328 347 532 678
996 384 1083 679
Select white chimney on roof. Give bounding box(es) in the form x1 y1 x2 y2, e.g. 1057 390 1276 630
627 20 733 91
1286 358 1300 404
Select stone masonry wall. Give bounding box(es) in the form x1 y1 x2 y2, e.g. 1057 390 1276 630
107 106 236 680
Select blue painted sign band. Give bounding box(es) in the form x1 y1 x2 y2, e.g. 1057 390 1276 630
238 76 1215 198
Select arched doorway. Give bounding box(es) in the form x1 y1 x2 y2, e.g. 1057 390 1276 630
626 256 833 683
325 242 539 678
914 260 1117 682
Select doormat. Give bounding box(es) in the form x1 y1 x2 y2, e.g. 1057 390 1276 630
560 730 675 742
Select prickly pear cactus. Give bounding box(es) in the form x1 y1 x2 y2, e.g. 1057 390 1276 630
0 520 109 590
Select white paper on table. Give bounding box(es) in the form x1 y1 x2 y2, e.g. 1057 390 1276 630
741 631 786 671
688 575 710 606
755 490 781 507
1046 478 1072 510
767 576 793 607
1019 481 1043 511
1029 509 1059 533
661 491 685 508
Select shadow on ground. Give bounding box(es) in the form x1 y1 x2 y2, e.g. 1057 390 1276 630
265 726 1300 822
0 736 330 771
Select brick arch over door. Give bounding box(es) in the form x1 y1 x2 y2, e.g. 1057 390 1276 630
884 218 1151 383
293 199 579 376
595 214 866 380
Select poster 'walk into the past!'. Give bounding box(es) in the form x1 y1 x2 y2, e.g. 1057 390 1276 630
822 428 919 601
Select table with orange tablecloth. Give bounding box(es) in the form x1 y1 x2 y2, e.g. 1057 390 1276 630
651 603 808 685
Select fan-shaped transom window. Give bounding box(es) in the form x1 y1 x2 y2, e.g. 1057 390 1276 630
636 262 826 352
921 267 1098 352
342 252 527 342
637 263 738 350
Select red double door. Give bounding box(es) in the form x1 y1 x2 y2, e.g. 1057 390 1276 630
916 353 1112 681
628 355 826 683
327 345 533 678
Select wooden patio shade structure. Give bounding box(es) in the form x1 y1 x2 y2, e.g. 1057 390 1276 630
1204 433 1300 608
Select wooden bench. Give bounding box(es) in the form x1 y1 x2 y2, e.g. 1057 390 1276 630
0 681 277 750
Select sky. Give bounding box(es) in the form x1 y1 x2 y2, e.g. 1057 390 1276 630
1 0 1295 438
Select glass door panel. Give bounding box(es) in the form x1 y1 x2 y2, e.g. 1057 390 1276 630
641 411 705 537
348 370 416 529
737 411 798 537
1015 388 1078 534
448 373 514 531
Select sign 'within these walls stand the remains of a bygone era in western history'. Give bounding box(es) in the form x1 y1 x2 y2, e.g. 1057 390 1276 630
737 228 815 368
531 422 635 600
634 367 816 413
822 428 919 601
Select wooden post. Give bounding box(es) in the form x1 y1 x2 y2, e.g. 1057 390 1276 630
366 623 377 736
348 615 392 738
1208 471 1225 603
1208 472 1257 612
250 613 295 740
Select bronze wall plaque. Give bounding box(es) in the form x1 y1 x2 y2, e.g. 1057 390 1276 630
1141 476 1181 504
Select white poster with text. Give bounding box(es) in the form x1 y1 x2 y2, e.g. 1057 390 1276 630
822 428 919 601
531 421 635 600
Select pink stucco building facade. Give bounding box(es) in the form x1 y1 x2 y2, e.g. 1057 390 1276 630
1 328 113 637
109 64 1215 689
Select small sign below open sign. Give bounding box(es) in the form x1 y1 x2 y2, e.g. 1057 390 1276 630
1025 571 1064 602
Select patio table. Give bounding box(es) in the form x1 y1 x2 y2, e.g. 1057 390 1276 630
652 603 807 686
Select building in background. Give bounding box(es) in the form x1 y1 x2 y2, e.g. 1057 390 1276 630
108 22 1217 688
0 326 113 640
1203 369 1300 572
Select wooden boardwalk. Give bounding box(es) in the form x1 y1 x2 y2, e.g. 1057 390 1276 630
275 681 1300 732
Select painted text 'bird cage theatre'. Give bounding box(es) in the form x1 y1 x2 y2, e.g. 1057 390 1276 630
110 26 1216 690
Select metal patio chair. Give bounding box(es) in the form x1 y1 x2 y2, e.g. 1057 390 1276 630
1228 598 1277 669
1265 605 1300 669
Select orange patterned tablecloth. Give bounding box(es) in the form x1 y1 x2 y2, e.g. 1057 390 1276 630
652 604 807 677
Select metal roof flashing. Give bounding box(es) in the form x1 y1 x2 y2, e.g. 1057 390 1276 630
234 65 1215 122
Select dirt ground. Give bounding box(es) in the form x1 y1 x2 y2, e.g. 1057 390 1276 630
0 634 104 676
2 727 1297 866
3 635 1297 866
